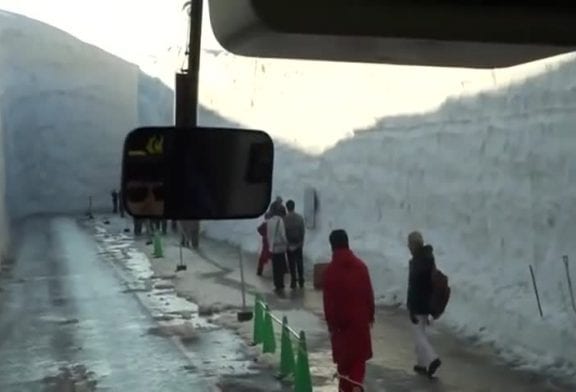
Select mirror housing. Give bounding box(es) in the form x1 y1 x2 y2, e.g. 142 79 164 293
121 126 274 220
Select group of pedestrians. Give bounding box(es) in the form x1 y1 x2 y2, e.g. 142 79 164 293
322 229 444 391
256 198 445 390
257 196 306 291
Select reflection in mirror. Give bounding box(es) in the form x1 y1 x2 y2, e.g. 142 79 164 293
123 131 166 217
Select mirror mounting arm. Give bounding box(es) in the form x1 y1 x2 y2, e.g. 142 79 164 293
177 0 203 248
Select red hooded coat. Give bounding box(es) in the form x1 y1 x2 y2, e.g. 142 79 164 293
257 221 271 266
323 249 375 366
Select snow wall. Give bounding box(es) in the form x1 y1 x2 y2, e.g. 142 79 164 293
0 11 174 222
197 48 576 376
0 80 8 264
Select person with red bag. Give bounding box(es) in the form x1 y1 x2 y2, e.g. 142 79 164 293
256 211 272 276
323 229 374 392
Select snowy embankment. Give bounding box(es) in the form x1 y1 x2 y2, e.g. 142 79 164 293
0 10 173 221
0 90 8 265
197 43 576 376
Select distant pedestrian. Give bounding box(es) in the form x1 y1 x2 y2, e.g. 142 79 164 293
407 231 442 378
111 190 119 214
284 200 306 288
266 203 288 292
118 190 125 217
323 229 374 392
257 212 272 276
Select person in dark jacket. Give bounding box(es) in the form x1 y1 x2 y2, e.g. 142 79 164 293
118 190 125 217
407 231 441 378
284 200 306 288
324 229 374 392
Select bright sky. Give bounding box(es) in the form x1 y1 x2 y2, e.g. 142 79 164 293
1 0 572 146
0 0 193 85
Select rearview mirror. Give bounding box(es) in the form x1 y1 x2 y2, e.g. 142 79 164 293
121 126 274 220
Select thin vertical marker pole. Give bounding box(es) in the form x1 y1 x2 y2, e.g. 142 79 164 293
239 247 247 310
563 256 576 314
529 264 544 318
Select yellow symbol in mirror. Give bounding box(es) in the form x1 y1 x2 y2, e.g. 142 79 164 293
146 135 163 155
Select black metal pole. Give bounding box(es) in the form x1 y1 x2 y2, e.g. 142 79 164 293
563 256 576 314
187 0 202 125
529 264 544 318
175 0 203 249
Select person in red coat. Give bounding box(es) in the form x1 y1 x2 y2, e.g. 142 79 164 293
323 229 375 392
256 212 272 276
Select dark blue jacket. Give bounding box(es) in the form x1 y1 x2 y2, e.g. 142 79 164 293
407 245 436 315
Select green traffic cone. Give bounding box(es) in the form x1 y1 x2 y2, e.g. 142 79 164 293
279 316 296 379
294 331 312 392
262 306 276 353
252 295 264 345
153 231 163 258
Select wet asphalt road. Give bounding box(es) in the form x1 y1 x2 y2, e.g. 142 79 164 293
0 216 211 391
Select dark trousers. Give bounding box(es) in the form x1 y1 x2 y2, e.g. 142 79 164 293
287 247 304 288
271 252 286 290
133 219 142 235
150 220 167 234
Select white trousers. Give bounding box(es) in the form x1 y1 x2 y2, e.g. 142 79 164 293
411 315 438 367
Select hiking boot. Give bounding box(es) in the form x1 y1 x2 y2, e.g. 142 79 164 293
427 359 442 378
413 365 427 375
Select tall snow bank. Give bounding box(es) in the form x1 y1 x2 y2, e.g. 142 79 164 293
0 11 173 219
198 48 576 377
0 93 9 264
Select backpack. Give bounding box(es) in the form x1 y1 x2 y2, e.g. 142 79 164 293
429 267 450 320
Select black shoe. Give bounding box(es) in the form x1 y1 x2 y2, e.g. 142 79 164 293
427 359 442 378
290 282 297 289
299 281 304 289
413 365 427 375
257 267 263 276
